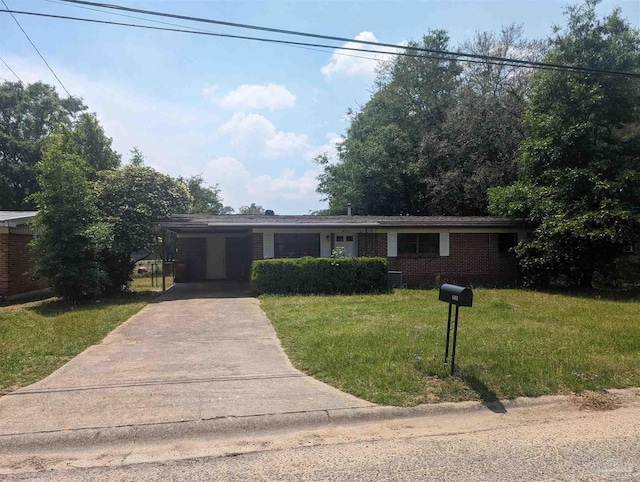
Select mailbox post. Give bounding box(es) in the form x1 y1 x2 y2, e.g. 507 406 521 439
438 284 473 375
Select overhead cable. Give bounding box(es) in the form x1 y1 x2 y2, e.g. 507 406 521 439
0 55 25 85
43 0 400 66
3 9 639 78
54 0 640 78
2 0 72 96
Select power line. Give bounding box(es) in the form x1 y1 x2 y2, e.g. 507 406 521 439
1 0 72 96
43 0 395 67
0 55 25 85
55 0 640 79
4 8 639 78
0 9 527 70
0 9 568 74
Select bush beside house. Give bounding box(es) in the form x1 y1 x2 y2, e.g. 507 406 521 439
251 257 388 295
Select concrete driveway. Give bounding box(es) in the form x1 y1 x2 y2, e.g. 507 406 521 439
0 283 372 437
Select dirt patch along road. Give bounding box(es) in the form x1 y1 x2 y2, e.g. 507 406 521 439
2 389 639 480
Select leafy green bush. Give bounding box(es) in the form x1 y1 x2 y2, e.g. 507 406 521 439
251 257 388 295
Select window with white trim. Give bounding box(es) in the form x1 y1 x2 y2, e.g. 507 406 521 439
397 233 439 255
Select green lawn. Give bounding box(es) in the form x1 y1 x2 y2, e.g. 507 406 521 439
0 282 161 395
261 289 640 406
130 275 174 292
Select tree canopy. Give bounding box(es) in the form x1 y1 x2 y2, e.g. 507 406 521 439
489 0 640 286
239 203 266 215
30 133 109 299
0 81 86 209
178 174 226 214
317 27 542 216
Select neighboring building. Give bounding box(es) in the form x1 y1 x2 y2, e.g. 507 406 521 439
159 214 530 286
0 211 48 300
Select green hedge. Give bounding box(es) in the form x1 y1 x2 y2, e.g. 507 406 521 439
251 257 389 295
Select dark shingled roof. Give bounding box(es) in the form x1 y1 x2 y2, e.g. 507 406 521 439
160 214 528 229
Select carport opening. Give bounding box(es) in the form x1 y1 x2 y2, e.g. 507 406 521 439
207 234 252 281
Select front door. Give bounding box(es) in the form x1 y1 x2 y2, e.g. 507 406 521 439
206 236 226 279
335 234 356 257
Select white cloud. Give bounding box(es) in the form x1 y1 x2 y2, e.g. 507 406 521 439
307 132 343 163
321 31 402 79
217 112 309 158
0 58 328 213
204 156 322 213
0 56 217 176
202 83 220 99
204 83 295 111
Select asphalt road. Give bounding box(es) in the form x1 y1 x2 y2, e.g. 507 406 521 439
5 390 639 481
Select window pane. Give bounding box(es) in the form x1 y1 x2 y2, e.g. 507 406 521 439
498 233 518 253
398 234 417 254
417 233 439 254
274 234 320 258
346 235 354 242
336 236 344 242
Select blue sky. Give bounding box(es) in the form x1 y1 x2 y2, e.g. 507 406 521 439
1 0 638 214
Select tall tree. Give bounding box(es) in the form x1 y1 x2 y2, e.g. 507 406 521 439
317 27 541 215
0 81 85 209
31 133 109 299
93 166 191 292
419 25 543 215
129 147 145 167
489 0 640 286
319 31 461 215
239 203 266 215
66 113 121 174
178 174 224 214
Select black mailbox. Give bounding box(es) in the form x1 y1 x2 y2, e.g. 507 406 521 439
438 284 473 307
438 284 473 375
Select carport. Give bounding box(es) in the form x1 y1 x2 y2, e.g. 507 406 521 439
159 221 254 283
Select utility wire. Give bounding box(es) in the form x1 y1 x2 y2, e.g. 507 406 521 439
55 0 640 79
42 0 541 71
4 9 639 78
0 9 531 70
43 0 395 67
1 0 72 96
0 55 25 85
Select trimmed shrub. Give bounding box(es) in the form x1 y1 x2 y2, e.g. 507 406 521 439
251 257 388 295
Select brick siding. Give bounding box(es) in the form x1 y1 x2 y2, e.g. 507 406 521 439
357 233 387 257
176 237 206 282
252 233 263 261
0 233 48 298
387 233 519 286
175 231 519 286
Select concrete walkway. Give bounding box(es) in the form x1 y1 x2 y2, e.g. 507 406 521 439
0 283 373 440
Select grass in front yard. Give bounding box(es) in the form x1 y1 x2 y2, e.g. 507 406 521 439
0 290 158 395
131 275 174 292
261 289 640 406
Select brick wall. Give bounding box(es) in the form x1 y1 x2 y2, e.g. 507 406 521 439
357 233 387 257
0 233 7 297
387 233 519 286
176 237 206 282
173 231 518 286
0 233 48 298
252 233 263 260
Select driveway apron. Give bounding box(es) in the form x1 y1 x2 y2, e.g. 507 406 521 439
0 283 373 436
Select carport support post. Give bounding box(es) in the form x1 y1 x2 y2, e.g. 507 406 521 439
161 229 166 292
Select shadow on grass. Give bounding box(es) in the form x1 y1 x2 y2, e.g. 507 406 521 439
460 373 507 414
0 291 53 309
28 291 158 317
